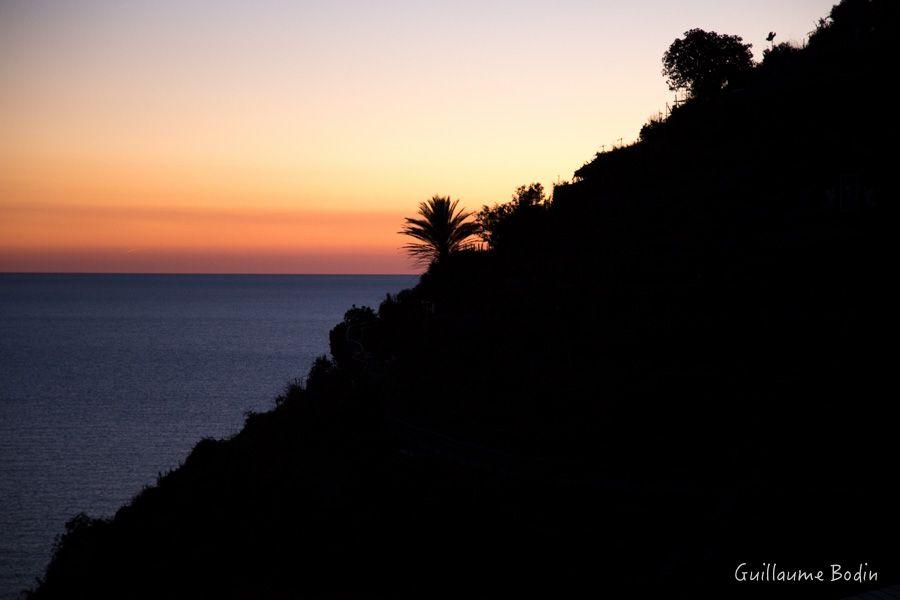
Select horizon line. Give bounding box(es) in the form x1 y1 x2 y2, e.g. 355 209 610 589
0 271 418 277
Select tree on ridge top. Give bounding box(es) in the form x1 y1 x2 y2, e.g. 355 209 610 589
662 28 754 98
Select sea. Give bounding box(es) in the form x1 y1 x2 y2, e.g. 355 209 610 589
0 273 417 599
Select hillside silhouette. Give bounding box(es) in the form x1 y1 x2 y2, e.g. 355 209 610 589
29 1 898 597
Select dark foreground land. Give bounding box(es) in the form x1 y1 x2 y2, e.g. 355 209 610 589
30 1 898 597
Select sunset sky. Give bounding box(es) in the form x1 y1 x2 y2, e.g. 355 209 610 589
1 0 835 273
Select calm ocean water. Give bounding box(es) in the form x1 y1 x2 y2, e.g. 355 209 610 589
0 273 416 598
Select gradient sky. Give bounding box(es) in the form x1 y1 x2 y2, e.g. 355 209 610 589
1 0 836 273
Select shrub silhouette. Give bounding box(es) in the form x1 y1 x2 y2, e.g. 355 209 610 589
762 40 802 64
476 183 548 252
328 305 379 369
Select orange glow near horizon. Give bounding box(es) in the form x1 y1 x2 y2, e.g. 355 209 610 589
1 0 836 273
0 201 406 273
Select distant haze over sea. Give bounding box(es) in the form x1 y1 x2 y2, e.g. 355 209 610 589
0 273 416 599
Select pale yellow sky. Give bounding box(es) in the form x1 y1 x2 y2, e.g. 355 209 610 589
0 0 836 273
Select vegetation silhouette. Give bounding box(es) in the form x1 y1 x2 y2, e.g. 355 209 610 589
662 28 754 98
476 183 549 252
399 195 480 265
28 0 899 597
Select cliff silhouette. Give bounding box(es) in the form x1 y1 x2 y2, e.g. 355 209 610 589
29 1 898 597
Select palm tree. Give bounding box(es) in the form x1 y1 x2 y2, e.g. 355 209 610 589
400 196 480 265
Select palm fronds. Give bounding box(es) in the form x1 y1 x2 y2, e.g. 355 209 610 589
400 196 480 266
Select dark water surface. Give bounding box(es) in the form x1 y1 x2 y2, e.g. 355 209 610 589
0 273 416 598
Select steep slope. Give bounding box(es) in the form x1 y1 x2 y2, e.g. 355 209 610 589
31 1 899 597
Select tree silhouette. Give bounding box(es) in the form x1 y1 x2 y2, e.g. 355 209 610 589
662 28 754 98
477 183 548 249
400 196 480 265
